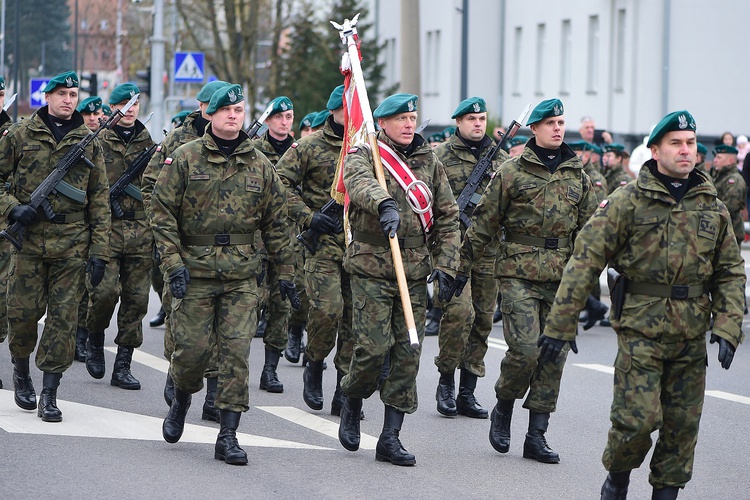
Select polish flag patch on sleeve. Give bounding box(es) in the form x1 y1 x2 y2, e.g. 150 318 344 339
729 179 736 184
291 142 299 149
164 157 173 165
156 145 162 152
599 199 609 208
348 147 358 154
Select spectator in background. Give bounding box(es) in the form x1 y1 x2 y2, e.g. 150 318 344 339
579 116 613 147
629 124 656 177
720 131 735 147
493 126 506 142
736 135 749 165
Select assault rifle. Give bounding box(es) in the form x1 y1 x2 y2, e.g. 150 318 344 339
109 142 159 219
296 199 344 254
1 94 139 250
245 100 277 139
456 103 531 229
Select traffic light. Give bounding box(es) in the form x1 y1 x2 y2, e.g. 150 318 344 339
81 73 98 96
136 67 151 95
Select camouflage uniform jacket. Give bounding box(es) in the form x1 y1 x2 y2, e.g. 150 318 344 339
343 131 460 281
460 139 597 282
583 159 608 202
710 164 747 246
433 133 509 256
251 130 287 166
100 121 155 255
604 164 631 194
149 129 294 282
545 161 745 348
0 108 111 260
276 119 344 261
0 110 12 134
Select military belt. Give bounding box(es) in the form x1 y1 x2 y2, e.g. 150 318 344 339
48 211 85 224
625 282 708 300
505 232 570 249
181 233 254 246
351 230 424 249
115 209 146 221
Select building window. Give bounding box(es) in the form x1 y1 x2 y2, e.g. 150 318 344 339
535 23 545 95
512 26 522 95
614 9 626 91
425 30 441 96
384 38 397 88
560 19 571 94
586 15 600 93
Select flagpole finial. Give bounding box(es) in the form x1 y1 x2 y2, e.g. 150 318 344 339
330 13 360 41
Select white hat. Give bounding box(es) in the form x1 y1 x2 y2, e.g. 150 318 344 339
737 135 748 145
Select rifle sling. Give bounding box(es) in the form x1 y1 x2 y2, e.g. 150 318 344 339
47 211 85 224
114 210 146 221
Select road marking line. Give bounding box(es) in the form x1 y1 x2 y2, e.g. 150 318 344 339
105 346 170 373
705 390 750 406
573 363 615 375
257 406 379 450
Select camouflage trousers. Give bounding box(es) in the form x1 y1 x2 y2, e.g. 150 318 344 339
304 256 353 372
8 252 86 373
495 278 568 413
433 254 497 376
603 331 706 489
0 243 11 342
289 246 309 327
169 277 259 412
86 252 151 347
342 275 426 414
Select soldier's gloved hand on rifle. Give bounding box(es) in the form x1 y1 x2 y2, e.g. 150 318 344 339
169 266 190 299
279 280 301 310
310 212 341 235
86 257 107 287
537 334 578 363
710 333 735 370
428 269 456 303
449 273 469 298
378 199 400 238
8 204 38 226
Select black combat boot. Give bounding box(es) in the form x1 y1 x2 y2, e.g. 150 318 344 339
163 373 175 407
214 410 248 465
523 411 560 463
37 372 63 422
255 310 267 338
202 377 220 422
489 398 514 453
111 346 141 390
424 307 442 336
74 327 88 362
651 486 679 500
284 324 304 364
302 358 324 410
259 347 284 393
456 369 488 418
583 295 609 330
375 406 416 466
12 357 36 410
149 306 166 327
338 396 363 451
600 471 631 500
435 370 457 416
163 387 192 443
331 371 346 416
86 330 106 379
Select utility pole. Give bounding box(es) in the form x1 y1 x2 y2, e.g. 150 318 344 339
150 0 166 135
460 0 468 100
1 0 6 77
399 0 420 97
116 0 122 85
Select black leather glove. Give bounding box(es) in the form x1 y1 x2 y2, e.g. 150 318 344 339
450 273 469 298
428 269 456 303
310 212 340 235
9 204 38 226
279 280 301 310
256 260 267 287
537 334 578 364
169 266 190 299
710 333 735 370
86 257 107 287
377 199 400 239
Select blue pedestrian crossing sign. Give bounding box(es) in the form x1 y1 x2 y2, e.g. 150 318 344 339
30 78 50 108
174 52 205 83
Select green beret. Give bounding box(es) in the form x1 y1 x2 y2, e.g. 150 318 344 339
442 126 456 140
77 96 103 114
196 80 230 103
568 140 589 152
42 71 79 92
299 112 317 130
206 84 244 115
451 97 487 119
589 143 603 156
326 85 344 111
373 93 418 119
102 104 112 116
509 135 529 147
697 143 708 155
527 98 564 125
605 143 625 153
109 83 140 105
647 110 696 147
311 110 330 129
428 133 444 144
714 144 738 155
0 76 5 91
171 110 191 127
268 96 294 116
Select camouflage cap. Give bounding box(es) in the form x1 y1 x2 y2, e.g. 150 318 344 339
509 135 529 147
42 71 79 93
605 143 625 153
647 110 696 147
442 126 456 140
171 110 191 127
527 98 564 125
196 80 230 103
0 76 4 91
268 95 294 116
299 112 317 131
109 83 140 104
714 144 738 155
311 109 330 129
326 85 344 111
102 104 113 116
451 97 487 119
77 96 103 114
373 93 418 119
206 84 244 115
697 142 708 155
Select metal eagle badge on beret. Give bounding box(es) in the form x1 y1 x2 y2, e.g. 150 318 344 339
228 89 238 103
473 102 480 113
280 101 288 110
553 103 563 116
407 100 415 112
66 76 74 88
88 103 96 112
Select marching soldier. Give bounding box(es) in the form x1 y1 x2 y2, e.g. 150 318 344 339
0 71 111 421
78 96 104 132
170 110 191 129
337 93 460 466
602 143 631 194
457 99 597 463
298 111 317 138
508 135 528 157
695 143 709 173
83 83 155 390
543 110 745 499
431 97 508 419
710 144 747 247
150 83 300 465
0 77 13 388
